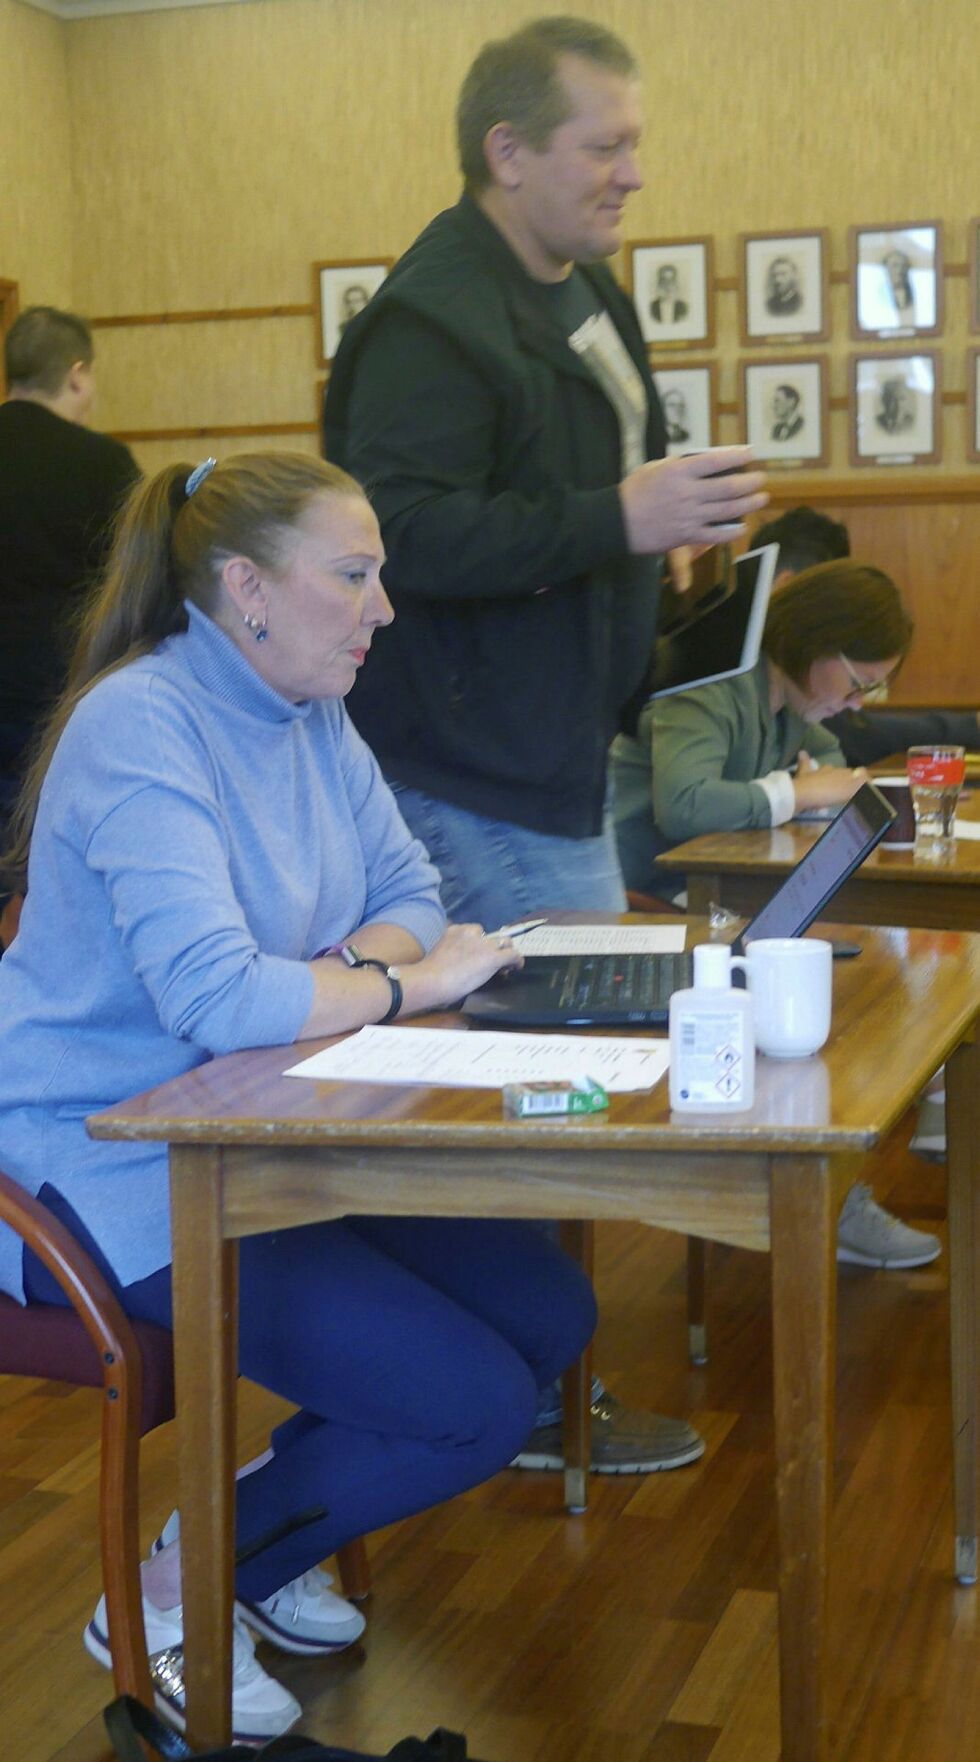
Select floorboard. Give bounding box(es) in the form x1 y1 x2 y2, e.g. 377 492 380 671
1 1112 964 1761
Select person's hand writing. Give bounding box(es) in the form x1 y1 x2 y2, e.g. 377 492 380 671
793 765 869 813
620 448 768 554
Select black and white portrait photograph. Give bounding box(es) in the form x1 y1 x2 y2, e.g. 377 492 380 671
314 259 391 365
653 363 716 456
627 238 714 348
850 224 943 339
741 357 828 467
968 348 980 464
740 230 829 343
850 351 941 466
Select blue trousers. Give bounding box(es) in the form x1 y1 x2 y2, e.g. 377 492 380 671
25 1209 596 1600
389 784 627 925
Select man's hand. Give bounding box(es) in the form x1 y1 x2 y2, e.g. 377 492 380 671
620 448 768 553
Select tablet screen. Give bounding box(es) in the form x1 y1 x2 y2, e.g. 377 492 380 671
650 543 778 699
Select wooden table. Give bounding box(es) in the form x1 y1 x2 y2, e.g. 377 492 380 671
88 925 980 1762
657 796 980 931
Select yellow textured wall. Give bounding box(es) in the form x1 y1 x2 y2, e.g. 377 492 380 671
57 0 980 472
0 0 72 302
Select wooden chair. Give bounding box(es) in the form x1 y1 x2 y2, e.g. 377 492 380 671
0 1168 371 1706
626 889 708 1365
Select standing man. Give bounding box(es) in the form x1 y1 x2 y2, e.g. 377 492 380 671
324 15 766 1476
0 307 139 841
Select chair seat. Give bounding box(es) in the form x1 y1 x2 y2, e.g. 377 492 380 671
0 1291 174 1435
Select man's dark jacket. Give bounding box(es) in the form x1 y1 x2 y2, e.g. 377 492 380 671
0 400 138 737
324 195 666 839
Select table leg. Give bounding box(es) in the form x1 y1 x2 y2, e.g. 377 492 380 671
170 1145 239 1749
687 1237 708 1364
770 1153 836 1762
685 872 721 917
946 1033 980 1583
558 1220 594 1514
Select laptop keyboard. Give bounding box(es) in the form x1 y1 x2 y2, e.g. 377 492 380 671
555 952 693 1017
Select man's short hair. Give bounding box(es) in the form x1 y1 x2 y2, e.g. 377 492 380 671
774 384 800 407
4 306 94 395
456 15 638 192
753 505 850 576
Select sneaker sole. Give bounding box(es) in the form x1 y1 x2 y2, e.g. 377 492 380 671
836 1243 942 1269
512 1439 705 1474
237 1599 365 1656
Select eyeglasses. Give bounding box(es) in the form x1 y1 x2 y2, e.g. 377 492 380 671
838 653 893 702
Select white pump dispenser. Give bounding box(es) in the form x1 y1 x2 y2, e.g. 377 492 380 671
668 943 755 1112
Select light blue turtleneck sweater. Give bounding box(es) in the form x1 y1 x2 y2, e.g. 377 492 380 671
0 604 445 1298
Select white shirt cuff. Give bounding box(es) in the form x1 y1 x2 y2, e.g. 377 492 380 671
757 770 796 825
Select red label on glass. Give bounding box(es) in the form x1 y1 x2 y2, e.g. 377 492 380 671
907 756 965 787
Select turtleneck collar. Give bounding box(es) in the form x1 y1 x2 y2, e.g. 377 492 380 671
174 602 313 725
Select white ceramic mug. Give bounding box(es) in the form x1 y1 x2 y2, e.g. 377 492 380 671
732 937 832 1058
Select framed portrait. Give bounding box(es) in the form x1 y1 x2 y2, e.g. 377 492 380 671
968 349 980 465
849 351 941 467
740 357 828 468
849 222 943 339
626 237 714 349
739 230 829 344
314 258 392 366
653 361 717 456
969 218 980 333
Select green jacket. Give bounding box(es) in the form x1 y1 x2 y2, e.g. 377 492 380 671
610 655 844 891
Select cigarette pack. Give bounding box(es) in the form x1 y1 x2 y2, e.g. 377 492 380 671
502 1079 609 1119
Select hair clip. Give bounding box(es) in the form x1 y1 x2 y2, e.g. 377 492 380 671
185 457 217 498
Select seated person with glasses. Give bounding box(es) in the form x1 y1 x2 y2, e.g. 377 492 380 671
610 558 941 1270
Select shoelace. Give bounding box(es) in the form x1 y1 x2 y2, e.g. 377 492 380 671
268 1565 333 1625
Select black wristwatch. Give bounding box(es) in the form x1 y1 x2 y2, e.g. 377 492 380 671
338 942 403 1024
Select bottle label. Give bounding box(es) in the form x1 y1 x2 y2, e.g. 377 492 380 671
674 1008 747 1105
906 755 965 787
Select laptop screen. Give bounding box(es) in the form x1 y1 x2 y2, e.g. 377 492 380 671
737 781 896 949
650 543 778 699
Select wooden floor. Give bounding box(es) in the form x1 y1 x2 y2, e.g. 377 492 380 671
4 1112 976 1762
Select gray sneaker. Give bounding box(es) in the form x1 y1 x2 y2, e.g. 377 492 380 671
511 1390 704 1474
836 1182 941 1269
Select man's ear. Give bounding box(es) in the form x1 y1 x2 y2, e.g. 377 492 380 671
220 556 268 624
482 122 527 189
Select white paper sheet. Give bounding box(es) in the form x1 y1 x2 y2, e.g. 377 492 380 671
512 924 687 956
284 1025 670 1092
954 819 980 841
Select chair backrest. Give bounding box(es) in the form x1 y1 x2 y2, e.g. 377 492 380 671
0 1166 159 1703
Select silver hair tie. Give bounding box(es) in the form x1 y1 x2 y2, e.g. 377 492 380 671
185 457 217 497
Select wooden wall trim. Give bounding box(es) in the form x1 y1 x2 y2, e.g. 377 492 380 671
90 305 313 329
108 421 317 441
765 473 980 506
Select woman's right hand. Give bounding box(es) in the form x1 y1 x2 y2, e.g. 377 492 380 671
793 763 868 813
403 922 523 1015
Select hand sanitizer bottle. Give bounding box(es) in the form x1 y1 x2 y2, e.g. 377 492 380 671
669 944 755 1112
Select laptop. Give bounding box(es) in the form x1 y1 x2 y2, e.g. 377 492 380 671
650 542 778 699
462 781 896 1028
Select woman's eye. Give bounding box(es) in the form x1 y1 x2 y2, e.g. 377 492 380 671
344 569 368 586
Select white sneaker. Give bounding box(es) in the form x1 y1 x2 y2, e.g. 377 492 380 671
836 1183 942 1269
83 1592 301 1743
909 1095 946 1160
152 1509 366 1656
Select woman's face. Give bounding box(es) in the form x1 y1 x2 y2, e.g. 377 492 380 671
241 492 392 703
783 653 901 723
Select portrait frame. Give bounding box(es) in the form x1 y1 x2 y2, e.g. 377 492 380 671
849 350 942 468
739 230 830 345
849 222 943 340
739 356 829 469
653 361 718 456
969 218 980 334
968 349 980 465
313 258 392 367
626 237 714 350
